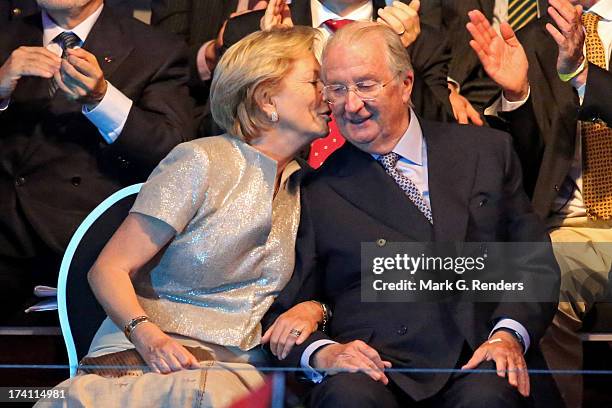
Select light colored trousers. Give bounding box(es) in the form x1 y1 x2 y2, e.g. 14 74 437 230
34 318 266 408
540 216 612 408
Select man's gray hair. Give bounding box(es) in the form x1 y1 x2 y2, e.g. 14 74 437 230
321 21 413 77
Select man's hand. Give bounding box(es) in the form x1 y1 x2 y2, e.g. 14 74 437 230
448 83 484 126
545 0 588 89
0 46 61 99
377 1 421 48
262 300 323 360
55 48 107 108
462 330 530 397
466 10 529 101
313 340 392 384
260 0 293 31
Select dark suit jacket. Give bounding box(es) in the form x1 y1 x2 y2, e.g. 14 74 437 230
495 17 585 220
0 6 194 258
222 0 454 123
150 0 238 136
262 119 559 401
581 63 612 125
0 0 38 23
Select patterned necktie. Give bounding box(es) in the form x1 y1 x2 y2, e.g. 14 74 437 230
581 12 612 220
49 31 81 96
378 152 433 223
508 0 538 31
307 19 354 168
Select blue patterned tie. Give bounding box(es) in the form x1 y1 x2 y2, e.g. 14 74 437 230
378 152 433 224
49 32 81 96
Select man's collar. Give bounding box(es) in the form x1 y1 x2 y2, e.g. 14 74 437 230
42 3 104 47
588 0 612 21
392 109 424 166
371 109 424 166
310 0 374 28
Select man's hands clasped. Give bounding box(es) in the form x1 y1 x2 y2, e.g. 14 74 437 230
0 45 108 108
0 46 61 99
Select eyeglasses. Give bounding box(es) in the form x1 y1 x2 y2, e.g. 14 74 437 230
322 73 401 104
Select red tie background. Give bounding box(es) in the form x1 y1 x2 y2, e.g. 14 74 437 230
308 19 354 169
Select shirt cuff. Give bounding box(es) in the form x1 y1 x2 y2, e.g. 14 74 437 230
500 86 530 112
0 98 9 111
197 40 214 81
82 81 132 144
490 318 531 354
447 77 460 93
300 339 337 383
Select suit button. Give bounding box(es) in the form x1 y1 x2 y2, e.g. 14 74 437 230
12 8 22 17
377 239 386 247
397 325 407 336
15 177 25 187
71 176 81 186
479 198 488 207
554 184 560 192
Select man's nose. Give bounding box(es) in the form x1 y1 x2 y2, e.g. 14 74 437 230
344 89 364 113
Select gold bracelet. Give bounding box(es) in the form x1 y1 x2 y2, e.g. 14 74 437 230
558 58 587 82
123 315 150 341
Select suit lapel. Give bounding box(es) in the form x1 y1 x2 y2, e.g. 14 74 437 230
480 0 495 20
372 0 386 19
530 20 577 151
420 119 473 242
11 14 51 105
82 6 133 82
292 0 313 26
326 143 433 240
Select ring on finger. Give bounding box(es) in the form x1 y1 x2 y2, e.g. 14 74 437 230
289 328 302 337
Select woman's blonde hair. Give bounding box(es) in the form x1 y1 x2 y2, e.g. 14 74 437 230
210 26 320 143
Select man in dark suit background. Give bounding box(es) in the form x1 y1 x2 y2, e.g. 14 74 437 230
262 21 559 407
467 1 611 406
150 0 263 136
0 0 193 322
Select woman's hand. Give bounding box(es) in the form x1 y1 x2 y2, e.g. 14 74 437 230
130 322 200 374
262 301 324 360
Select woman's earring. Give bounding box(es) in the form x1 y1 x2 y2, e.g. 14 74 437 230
270 111 278 122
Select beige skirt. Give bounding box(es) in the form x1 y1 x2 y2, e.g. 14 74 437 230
34 318 267 408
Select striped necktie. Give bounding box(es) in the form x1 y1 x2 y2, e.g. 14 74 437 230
49 32 81 96
581 12 612 220
508 0 538 31
378 152 433 223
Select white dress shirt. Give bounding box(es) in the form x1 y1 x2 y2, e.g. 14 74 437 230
1 4 133 144
299 111 530 382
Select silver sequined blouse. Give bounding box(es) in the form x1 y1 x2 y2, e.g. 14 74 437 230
131 135 302 351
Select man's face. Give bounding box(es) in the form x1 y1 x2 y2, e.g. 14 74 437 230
36 0 92 10
322 38 413 154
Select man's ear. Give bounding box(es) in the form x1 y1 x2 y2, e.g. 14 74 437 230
401 70 415 105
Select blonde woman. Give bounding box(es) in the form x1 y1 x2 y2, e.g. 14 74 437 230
42 26 330 407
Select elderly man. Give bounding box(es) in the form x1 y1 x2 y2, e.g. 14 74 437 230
467 0 611 406
262 21 559 408
0 0 193 322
